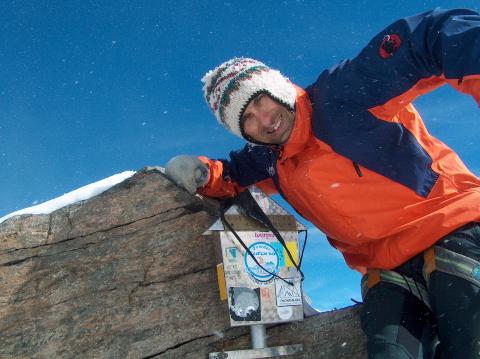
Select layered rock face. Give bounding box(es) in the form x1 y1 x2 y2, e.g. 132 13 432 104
0 168 366 358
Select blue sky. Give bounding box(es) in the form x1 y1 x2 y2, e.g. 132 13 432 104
1 0 479 310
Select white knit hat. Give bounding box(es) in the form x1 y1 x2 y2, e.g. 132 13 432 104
201 58 297 139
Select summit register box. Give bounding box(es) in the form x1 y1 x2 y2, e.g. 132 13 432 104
206 187 306 327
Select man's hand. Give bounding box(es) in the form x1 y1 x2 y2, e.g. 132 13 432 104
165 155 209 194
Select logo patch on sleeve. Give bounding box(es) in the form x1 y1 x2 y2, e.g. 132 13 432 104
379 34 401 59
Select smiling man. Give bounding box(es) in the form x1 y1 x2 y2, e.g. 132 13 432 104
241 93 295 145
166 9 480 359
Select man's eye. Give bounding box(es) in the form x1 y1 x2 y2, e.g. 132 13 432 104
241 114 251 124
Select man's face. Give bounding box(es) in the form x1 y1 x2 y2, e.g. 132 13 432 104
241 93 295 145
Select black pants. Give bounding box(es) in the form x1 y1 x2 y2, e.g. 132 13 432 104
361 223 480 359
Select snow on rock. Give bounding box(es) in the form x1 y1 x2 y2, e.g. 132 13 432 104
0 171 136 224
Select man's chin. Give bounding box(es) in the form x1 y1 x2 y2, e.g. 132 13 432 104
267 131 292 145
247 129 291 145
277 128 294 144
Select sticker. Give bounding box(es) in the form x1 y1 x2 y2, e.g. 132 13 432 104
228 287 261 322
284 242 299 267
253 232 276 241
277 306 293 320
260 287 271 300
226 247 238 263
275 279 302 307
271 242 285 267
244 242 279 283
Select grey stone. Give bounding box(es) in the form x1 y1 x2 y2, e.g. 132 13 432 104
0 167 366 358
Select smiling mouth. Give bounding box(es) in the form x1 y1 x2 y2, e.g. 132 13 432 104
267 118 282 134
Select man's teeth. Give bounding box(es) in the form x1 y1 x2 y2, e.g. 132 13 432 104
273 120 281 131
268 119 282 133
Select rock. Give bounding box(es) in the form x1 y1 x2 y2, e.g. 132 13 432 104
0 167 366 358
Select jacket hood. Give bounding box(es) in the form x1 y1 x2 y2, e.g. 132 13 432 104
279 85 313 160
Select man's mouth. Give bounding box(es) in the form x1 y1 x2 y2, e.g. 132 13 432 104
267 118 282 134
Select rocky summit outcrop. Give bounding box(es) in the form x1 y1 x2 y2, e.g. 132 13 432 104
0 167 367 358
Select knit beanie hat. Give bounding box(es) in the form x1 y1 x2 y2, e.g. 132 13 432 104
201 58 297 139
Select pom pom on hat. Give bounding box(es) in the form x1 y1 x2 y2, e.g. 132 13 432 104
201 58 297 139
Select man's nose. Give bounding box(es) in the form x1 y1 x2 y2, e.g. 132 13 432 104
257 110 273 127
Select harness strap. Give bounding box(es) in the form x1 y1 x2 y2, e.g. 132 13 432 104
425 245 480 288
362 245 480 311
367 268 381 289
361 268 432 311
423 246 436 278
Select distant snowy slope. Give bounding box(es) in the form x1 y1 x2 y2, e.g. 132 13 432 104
0 171 136 224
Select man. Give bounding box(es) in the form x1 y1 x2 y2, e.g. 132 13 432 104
166 8 480 359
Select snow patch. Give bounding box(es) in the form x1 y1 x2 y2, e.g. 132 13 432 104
0 171 136 224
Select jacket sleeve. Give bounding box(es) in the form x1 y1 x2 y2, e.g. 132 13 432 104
304 8 480 198
314 8 480 113
197 143 278 198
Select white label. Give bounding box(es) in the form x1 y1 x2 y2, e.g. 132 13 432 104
275 279 302 307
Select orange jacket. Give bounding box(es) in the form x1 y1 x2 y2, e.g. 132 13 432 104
199 9 480 273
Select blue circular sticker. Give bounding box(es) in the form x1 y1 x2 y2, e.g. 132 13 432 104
244 242 279 283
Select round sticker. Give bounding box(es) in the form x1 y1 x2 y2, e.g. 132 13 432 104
277 306 293 320
244 242 279 283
